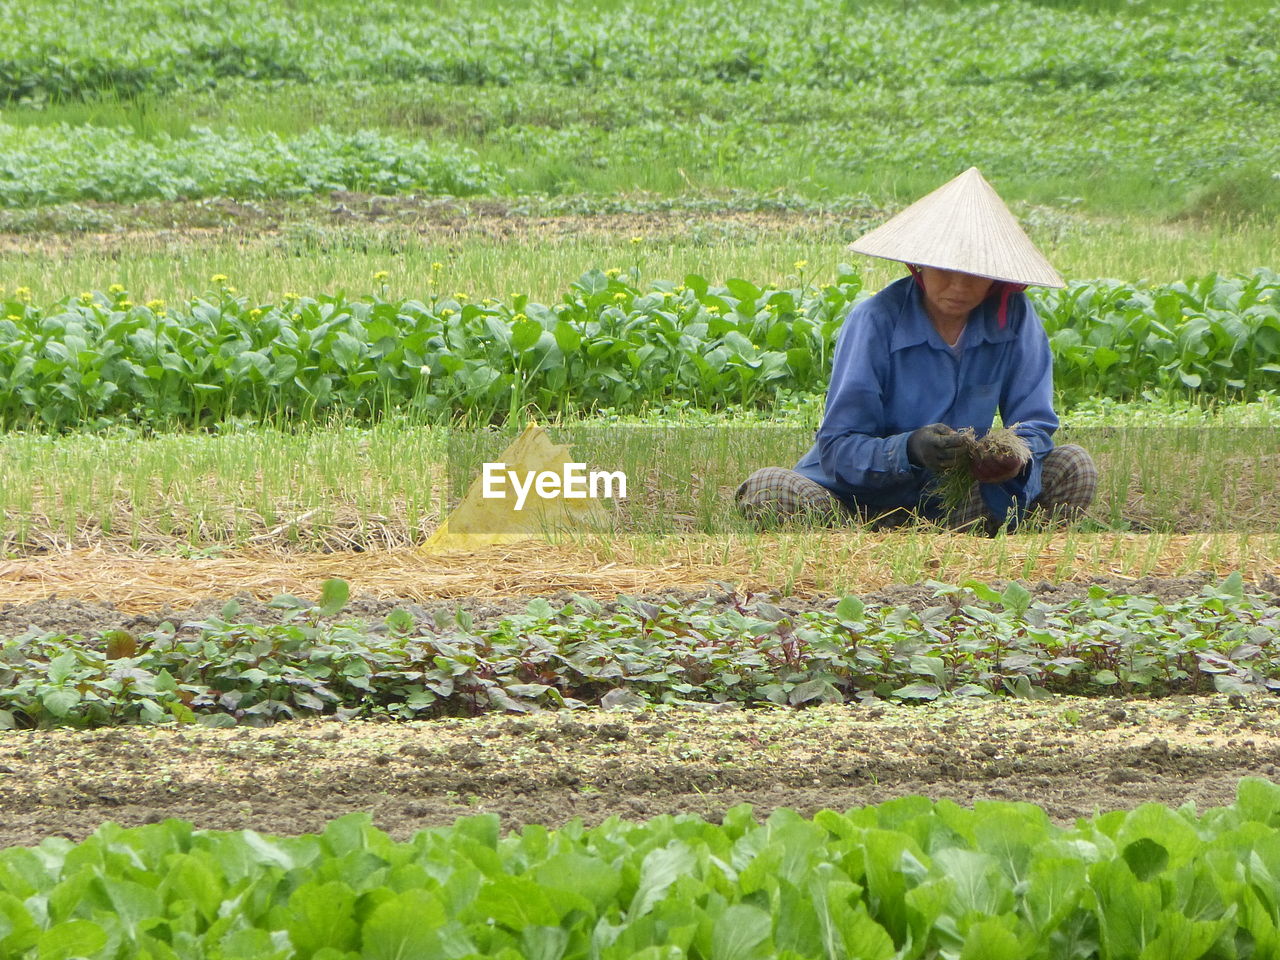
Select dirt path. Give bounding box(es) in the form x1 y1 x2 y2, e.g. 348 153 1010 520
0 196 865 249
2 695 1274 848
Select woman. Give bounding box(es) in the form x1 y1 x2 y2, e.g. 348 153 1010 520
737 167 1097 533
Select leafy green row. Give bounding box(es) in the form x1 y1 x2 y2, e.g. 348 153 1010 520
7 781 1280 959
0 269 861 428
1 575 1275 730
1039 272 1280 397
1 0 1274 102
0 124 499 206
3 70 1275 209
2 269 1278 429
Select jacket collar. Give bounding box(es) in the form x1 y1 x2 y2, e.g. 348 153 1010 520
889 280 1020 353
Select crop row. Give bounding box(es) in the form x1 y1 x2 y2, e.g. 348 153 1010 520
0 124 499 206
0 575 1273 730
1 269 1277 429
1 0 1274 103
5 779 1280 958
3 74 1275 207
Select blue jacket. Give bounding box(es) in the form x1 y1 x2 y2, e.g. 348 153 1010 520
794 276 1058 522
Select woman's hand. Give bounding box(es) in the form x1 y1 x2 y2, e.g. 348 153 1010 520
970 456 1025 484
906 423 966 472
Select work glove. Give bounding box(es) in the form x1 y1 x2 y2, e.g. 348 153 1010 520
906 423 965 472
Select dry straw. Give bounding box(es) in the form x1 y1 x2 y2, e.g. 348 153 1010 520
0 533 1276 615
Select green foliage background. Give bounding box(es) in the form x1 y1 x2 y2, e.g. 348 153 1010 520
0 0 1276 216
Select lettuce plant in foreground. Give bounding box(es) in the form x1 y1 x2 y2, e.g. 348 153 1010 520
3 779 1280 958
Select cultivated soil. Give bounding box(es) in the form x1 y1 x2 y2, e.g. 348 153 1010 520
0 194 875 251
3 575 1279 848
2 694 1276 850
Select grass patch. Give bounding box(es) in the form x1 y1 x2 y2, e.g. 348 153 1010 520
1183 165 1280 226
3 74 1275 217
0 1 1275 217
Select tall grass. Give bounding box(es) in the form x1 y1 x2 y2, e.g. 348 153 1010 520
1073 427 1280 533
614 527 1280 595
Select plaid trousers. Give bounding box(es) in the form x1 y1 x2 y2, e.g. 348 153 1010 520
734 444 1097 533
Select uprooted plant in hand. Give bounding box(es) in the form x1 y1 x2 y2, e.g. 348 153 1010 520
933 425 1033 511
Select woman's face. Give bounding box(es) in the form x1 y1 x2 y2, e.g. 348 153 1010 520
917 266 995 324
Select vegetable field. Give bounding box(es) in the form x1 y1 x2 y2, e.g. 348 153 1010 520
3 576 1278 730
1 0 1277 215
1 0 1279 956
2 269 1278 429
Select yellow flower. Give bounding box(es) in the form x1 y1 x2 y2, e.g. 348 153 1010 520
793 260 808 271
513 313 527 322
675 284 687 294
226 286 237 294
108 283 125 295
13 286 31 302
613 292 627 302
482 298 494 307
118 300 133 309
249 308 263 320
455 292 468 301
441 308 455 318
605 268 621 279
284 292 301 302
146 299 164 311
6 314 19 322
210 274 228 284
79 292 93 304
374 270 389 281
431 262 443 272
630 236 643 245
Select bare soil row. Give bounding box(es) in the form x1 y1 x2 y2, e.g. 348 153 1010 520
1 693 1272 849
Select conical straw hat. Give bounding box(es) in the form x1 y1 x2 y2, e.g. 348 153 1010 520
848 167 1065 288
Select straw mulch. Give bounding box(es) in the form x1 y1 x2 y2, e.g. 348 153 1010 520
0 531 1277 614
0 543 660 614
